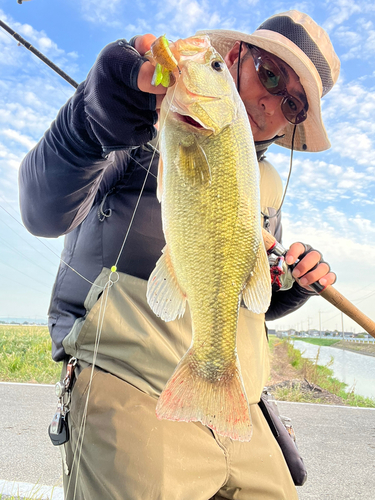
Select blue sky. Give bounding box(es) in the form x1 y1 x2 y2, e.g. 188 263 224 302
0 0 375 333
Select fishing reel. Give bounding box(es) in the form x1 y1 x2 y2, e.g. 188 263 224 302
268 254 294 292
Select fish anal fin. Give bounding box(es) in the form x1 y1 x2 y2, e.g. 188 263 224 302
178 136 211 186
242 242 272 314
147 246 186 321
156 349 253 442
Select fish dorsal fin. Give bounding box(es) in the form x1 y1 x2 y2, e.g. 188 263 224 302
147 246 186 321
178 135 211 185
242 242 272 314
157 154 163 202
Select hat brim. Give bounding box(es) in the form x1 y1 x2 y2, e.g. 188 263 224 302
195 29 331 152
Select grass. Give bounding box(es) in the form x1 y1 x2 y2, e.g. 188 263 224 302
1 325 373 408
0 325 61 384
0 495 43 500
291 337 341 347
0 487 60 500
268 337 375 408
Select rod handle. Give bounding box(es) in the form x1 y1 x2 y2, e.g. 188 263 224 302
261 228 375 338
319 286 375 338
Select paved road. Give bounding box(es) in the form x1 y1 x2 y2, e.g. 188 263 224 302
278 401 375 500
1 383 374 499
0 382 62 487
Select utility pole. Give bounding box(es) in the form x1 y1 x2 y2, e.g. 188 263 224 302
341 311 345 339
319 310 322 338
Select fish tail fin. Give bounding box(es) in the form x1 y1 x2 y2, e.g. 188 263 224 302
156 349 253 441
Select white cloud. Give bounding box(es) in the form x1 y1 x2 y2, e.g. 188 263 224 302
155 0 224 38
1 129 36 151
79 0 123 27
321 79 375 166
324 0 363 32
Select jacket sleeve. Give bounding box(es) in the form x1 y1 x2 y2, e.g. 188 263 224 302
265 209 316 321
19 40 158 238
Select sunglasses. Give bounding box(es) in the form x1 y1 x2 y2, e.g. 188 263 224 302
247 44 308 125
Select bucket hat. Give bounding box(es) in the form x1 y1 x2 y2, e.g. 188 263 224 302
196 10 340 152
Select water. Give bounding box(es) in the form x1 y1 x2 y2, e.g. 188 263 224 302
292 340 375 400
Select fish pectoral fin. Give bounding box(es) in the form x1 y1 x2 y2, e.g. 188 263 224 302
178 138 211 185
157 154 163 202
242 242 272 314
156 350 253 442
146 246 186 321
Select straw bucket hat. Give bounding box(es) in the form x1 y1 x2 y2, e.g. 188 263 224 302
196 10 340 152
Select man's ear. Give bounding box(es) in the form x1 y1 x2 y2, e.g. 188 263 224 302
224 41 242 69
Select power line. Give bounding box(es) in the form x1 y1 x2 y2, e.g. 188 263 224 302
0 235 56 277
0 206 60 267
0 259 53 290
0 270 51 296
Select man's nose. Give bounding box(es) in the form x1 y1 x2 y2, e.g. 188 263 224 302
259 93 282 115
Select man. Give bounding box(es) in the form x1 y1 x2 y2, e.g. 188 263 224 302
19 10 338 500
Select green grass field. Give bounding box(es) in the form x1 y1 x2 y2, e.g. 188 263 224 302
291 337 341 346
0 325 61 384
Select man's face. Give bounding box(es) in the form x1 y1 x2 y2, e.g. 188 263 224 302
224 42 307 142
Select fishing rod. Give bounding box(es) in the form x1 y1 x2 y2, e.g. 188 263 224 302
262 228 375 338
0 19 79 89
2 17 373 335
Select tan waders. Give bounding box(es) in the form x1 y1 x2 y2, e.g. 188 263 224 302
62 366 298 500
61 162 297 498
60 271 298 500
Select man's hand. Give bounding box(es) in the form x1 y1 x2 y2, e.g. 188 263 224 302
135 34 167 109
285 243 336 291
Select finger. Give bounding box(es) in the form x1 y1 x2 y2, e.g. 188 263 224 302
317 272 337 288
297 262 331 287
292 250 322 279
285 242 306 265
134 34 157 56
138 61 168 95
301 272 337 292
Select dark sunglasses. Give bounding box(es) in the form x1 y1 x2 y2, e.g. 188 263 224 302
247 44 308 125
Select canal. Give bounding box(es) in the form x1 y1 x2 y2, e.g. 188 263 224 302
292 340 375 399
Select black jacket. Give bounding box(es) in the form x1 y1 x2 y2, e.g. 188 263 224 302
19 40 313 361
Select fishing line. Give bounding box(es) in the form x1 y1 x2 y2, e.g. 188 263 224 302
124 148 158 179
352 289 375 303
68 74 181 486
261 124 296 223
113 82 178 269
65 276 114 499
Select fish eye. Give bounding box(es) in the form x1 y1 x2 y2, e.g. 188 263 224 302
211 60 225 72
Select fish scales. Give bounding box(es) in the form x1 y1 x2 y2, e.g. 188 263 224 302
147 35 271 441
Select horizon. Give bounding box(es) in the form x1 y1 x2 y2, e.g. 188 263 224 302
1 0 375 334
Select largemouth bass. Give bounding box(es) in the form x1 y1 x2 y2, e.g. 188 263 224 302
146 35 271 441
